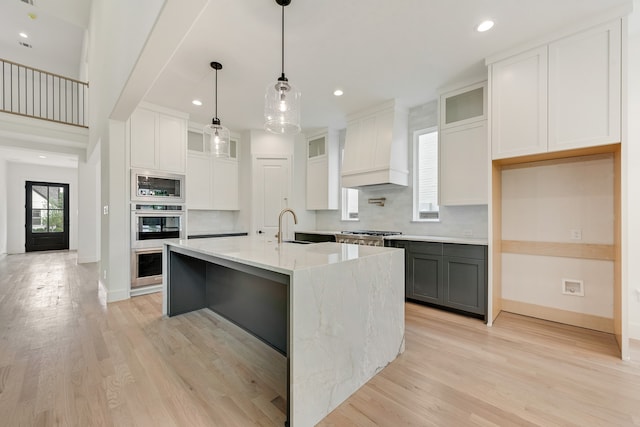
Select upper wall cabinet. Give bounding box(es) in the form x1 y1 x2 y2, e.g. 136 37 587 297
548 20 621 151
306 129 339 210
186 130 239 211
489 19 622 160
440 81 486 130
490 46 548 159
129 104 188 173
439 81 488 206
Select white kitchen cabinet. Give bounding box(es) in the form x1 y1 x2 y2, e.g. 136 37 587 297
440 81 486 130
186 131 239 211
439 121 488 206
211 158 238 210
130 104 187 173
489 19 622 160
548 20 621 151
186 153 211 210
490 46 548 160
342 100 408 187
438 81 488 206
306 129 339 210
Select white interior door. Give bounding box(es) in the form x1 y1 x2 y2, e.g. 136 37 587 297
253 157 291 241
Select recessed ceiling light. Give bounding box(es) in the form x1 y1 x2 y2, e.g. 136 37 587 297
333 89 344 97
39 155 47 159
476 20 495 32
19 32 28 39
192 99 202 106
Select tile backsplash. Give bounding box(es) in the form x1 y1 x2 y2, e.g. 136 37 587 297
316 99 488 239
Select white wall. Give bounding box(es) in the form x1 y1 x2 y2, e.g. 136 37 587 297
627 4 640 339
87 0 165 155
0 158 6 254
6 162 78 254
316 100 488 237
501 155 615 319
77 141 100 263
88 0 208 301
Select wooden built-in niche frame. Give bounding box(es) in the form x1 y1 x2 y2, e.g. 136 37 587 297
490 143 623 356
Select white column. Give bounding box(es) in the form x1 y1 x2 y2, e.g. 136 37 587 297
77 145 100 263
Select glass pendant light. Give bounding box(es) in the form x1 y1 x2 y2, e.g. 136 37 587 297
204 61 230 157
264 0 301 134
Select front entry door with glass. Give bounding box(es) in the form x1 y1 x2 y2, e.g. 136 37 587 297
25 181 70 252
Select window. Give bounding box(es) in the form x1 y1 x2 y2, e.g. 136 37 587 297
413 127 439 221
341 187 359 220
340 139 359 221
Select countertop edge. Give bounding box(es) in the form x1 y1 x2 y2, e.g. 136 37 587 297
165 238 401 275
386 235 488 245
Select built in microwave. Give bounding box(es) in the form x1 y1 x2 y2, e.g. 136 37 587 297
131 169 185 203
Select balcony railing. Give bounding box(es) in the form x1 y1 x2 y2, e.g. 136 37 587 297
1 58 88 128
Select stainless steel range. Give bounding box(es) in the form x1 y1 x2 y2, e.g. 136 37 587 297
335 230 402 246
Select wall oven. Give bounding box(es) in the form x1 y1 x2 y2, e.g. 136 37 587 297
131 169 185 204
131 248 163 288
130 203 185 290
131 203 185 248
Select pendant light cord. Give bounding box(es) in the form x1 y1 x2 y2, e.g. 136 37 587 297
281 4 285 77
214 68 218 119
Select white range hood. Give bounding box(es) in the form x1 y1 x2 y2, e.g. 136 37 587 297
341 99 409 188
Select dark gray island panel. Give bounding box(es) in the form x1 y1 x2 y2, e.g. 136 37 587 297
206 262 288 355
169 251 207 316
167 246 289 355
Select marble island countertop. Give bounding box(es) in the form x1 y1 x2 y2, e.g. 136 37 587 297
163 234 405 426
165 236 399 275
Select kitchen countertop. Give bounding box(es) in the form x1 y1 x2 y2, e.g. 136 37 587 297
187 231 248 239
294 230 341 236
165 235 400 275
163 235 404 426
294 230 488 245
386 235 488 245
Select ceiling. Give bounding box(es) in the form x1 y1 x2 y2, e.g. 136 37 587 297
143 0 633 133
0 0 89 79
0 0 636 141
0 145 78 167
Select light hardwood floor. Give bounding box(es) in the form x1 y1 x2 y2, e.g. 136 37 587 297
1 251 639 426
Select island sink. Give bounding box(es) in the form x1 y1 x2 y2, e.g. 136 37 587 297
163 236 405 426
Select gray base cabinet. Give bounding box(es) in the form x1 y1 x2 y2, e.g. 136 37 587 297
388 240 487 319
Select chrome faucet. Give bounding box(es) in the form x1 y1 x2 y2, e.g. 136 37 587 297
277 208 298 244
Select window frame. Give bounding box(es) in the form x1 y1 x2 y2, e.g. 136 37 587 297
412 126 440 222
339 134 359 222
341 187 359 221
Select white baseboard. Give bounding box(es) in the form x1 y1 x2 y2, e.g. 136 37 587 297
106 287 129 303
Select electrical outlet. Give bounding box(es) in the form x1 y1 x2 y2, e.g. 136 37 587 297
103 270 107 280
570 229 582 240
562 279 584 296
103 205 109 215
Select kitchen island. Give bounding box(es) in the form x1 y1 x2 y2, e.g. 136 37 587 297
162 236 405 426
